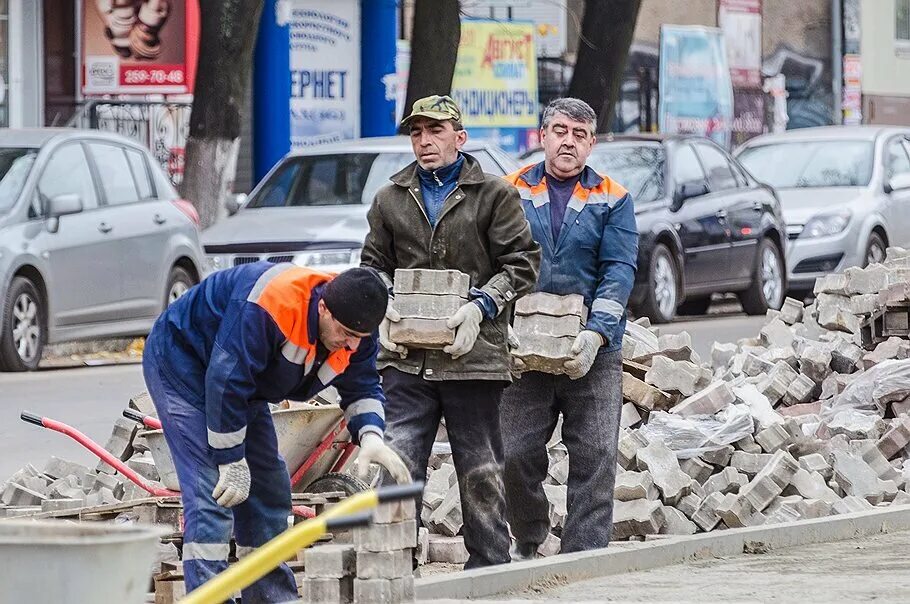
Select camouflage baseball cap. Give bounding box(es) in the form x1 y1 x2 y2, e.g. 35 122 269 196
401 95 463 127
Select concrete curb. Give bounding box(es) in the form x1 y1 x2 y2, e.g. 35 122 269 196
416 505 910 600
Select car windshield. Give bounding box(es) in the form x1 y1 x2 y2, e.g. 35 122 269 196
246 152 415 208
587 144 665 202
0 148 38 213
737 140 874 188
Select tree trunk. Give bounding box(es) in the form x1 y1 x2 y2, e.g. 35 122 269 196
181 0 264 229
568 0 642 133
399 0 461 133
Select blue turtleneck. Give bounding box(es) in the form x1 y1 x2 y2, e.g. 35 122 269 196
416 153 464 227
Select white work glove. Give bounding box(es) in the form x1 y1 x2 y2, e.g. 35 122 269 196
378 302 408 358
355 433 411 484
211 458 251 508
444 302 483 359
508 325 527 377
563 330 604 380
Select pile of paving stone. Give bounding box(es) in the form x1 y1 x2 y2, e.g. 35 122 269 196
421 247 910 559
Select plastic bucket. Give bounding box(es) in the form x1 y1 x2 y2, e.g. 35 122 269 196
0 519 168 604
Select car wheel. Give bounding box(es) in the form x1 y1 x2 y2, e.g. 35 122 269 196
676 296 711 316
739 239 785 315
0 277 45 372
165 266 195 307
864 232 886 267
637 243 678 324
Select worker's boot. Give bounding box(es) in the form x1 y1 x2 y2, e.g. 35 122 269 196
509 541 538 562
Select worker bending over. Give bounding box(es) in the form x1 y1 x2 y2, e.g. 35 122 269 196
143 262 410 602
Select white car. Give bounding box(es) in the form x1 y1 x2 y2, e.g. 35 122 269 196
736 126 910 295
202 137 519 273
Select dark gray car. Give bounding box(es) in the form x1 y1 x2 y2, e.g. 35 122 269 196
0 129 205 371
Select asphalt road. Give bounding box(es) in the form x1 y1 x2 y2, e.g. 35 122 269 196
0 308 769 482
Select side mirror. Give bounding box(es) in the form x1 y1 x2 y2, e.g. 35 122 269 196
885 173 910 194
48 194 83 218
225 193 246 216
672 180 709 210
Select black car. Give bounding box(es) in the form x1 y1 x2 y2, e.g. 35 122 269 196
585 134 788 323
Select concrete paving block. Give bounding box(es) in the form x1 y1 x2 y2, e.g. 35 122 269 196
757 450 801 490
784 469 841 504
537 533 562 557
711 342 738 371
353 521 417 552
393 293 466 320
388 318 455 348
622 373 673 412
300 577 351 603
515 292 587 319
658 506 697 535
612 499 664 539
755 424 791 453
656 333 694 362
354 578 393 603
41 457 91 482
702 445 734 468
891 491 910 506
614 471 659 502
830 341 863 374
715 492 756 529
692 492 725 531
863 337 910 370
393 269 469 296
831 495 875 515
761 318 795 349
799 453 833 480
740 474 785 513
48 475 83 500
671 381 735 418
428 483 463 537
703 467 748 496
675 493 703 519
833 450 899 505
620 403 642 429
390 576 416 603
126 453 159 483
784 374 817 406
617 430 650 470
636 441 692 506
856 442 902 482
514 333 576 374
128 390 156 416
877 414 910 460
40 498 85 512
849 293 881 316
96 418 138 474
844 264 890 295
730 451 774 477
356 549 411 580
742 353 774 378
515 313 583 339
305 544 356 578
799 345 834 385
645 357 701 397
814 273 848 295
780 297 804 325
680 458 714 485
427 535 468 564
1 483 46 506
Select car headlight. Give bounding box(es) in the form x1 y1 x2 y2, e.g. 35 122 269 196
204 255 229 274
800 211 852 239
293 249 361 270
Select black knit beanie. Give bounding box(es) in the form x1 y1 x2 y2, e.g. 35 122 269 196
322 267 389 333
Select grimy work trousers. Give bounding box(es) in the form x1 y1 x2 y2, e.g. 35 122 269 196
381 367 512 568
501 349 623 553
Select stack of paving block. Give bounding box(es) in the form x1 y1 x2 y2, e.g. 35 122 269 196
389 269 470 350
512 292 588 374
352 499 417 602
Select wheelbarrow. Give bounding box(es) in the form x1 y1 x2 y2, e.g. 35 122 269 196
124 402 363 495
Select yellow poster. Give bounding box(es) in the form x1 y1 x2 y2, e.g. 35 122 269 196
452 20 539 129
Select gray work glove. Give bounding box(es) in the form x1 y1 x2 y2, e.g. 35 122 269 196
378 302 408 358
212 458 251 508
563 330 604 379
444 302 483 359
355 433 411 484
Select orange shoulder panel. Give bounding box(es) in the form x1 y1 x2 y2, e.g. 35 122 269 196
255 268 333 348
